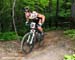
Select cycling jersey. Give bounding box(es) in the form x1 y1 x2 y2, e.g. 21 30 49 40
25 11 42 26
29 11 38 19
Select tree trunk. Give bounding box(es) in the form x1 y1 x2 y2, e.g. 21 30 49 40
71 0 75 18
47 0 52 27
71 0 75 28
0 21 1 32
64 0 67 14
12 0 19 39
56 0 59 17
49 0 52 13
55 0 59 28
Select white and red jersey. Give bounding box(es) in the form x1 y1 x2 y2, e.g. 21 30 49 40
29 11 38 19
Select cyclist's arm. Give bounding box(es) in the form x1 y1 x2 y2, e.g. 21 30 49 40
37 13 45 24
25 12 29 22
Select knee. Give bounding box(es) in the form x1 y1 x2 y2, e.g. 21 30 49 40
37 26 42 30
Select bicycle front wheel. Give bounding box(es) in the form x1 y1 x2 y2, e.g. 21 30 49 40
21 33 34 54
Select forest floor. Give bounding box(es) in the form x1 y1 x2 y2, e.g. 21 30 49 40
0 30 75 60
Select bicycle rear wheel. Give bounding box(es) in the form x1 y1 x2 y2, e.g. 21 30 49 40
21 33 34 54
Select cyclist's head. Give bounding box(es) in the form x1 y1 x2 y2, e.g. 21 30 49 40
24 6 30 12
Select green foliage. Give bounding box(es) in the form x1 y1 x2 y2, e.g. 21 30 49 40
39 0 49 8
59 0 71 17
51 0 57 16
44 26 65 32
64 29 75 40
0 0 73 37
64 54 75 60
44 27 56 32
0 32 21 41
16 0 49 12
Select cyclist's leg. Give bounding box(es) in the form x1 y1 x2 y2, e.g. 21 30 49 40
37 19 44 38
37 26 44 35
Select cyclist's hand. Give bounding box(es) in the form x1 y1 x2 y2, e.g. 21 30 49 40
38 23 42 26
25 21 29 26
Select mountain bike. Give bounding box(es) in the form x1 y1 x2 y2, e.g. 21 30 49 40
21 21 44 54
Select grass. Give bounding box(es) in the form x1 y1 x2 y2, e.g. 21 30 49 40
0 32 22 41
64 29 75 40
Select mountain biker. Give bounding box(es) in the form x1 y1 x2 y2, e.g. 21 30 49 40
24 7 45 38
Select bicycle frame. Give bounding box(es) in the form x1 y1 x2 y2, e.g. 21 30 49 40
27 22 36 44
21 21 43 54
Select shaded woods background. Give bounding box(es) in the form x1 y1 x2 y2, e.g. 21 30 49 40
0 0 75 36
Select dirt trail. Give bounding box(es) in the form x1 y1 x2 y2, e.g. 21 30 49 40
0 30 75 60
